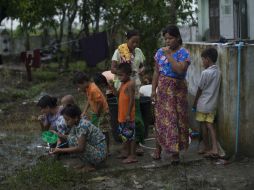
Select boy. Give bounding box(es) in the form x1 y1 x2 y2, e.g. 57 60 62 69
117 63 137 164
73 72 111 155
192 47 221 158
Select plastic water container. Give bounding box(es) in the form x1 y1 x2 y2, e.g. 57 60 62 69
140 96 153 138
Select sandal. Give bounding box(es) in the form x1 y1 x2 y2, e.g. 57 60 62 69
171 153 180 165
198 150 206 154
78 166 96 172
136 147 144 156
122 158 138 164
203 152 219 159
116 154 128 159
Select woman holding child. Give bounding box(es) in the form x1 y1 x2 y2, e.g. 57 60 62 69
152 25 191 163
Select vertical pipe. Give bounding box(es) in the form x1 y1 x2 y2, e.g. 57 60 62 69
235 42 243 155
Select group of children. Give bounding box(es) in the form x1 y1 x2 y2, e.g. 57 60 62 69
37 62 142 168
36 46 222 169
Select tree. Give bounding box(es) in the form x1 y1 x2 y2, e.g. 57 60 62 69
102 0 196 69
1 0 196 70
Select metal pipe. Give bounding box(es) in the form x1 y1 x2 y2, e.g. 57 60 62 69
235 41 244 155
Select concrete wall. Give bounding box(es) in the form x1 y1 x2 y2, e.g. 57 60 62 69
184 42 254 157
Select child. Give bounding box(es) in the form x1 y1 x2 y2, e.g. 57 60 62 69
37 95 63 132
73 72 111 155
37 95 69 149
192 47 221 158
93 72 115 99
61 94 75 107
117 63 137 164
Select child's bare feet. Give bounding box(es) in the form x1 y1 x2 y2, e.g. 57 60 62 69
122 156 138 164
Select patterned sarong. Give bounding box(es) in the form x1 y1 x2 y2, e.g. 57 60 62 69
155 75 189 153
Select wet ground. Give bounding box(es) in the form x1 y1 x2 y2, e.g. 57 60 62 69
1 64 254 189
1 128 254 190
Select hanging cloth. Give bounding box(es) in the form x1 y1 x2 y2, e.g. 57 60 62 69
79 31 109 67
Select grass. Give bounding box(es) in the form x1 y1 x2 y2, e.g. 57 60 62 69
3 83 48 100
1 159 84 190
1 120 39 132
69 60 87 72
33 71 58 81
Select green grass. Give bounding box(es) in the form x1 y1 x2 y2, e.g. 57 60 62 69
69 61 87 72
4 83 49 99
2 159 82 190
33 71 58 81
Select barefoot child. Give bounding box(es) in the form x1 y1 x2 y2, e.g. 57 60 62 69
192 47 221 158
73 72 111 156
117 63 137 164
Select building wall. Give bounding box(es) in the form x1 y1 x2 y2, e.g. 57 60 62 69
198 0 254 40
184 42 254 156
220 0 234 39
247 0 254 39
197 0 209 40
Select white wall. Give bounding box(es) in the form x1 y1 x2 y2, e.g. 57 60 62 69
179 26 198 42
197 0 209 40
220 0 234 39
247 0 254 39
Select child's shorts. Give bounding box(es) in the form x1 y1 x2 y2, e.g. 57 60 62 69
118 122 135 142
196 112 216 123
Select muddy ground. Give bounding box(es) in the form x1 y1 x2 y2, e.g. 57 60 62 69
0 64 254 190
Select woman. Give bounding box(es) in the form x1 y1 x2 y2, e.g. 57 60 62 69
151 25 191 163
50 104 107 171
111 30 145 154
